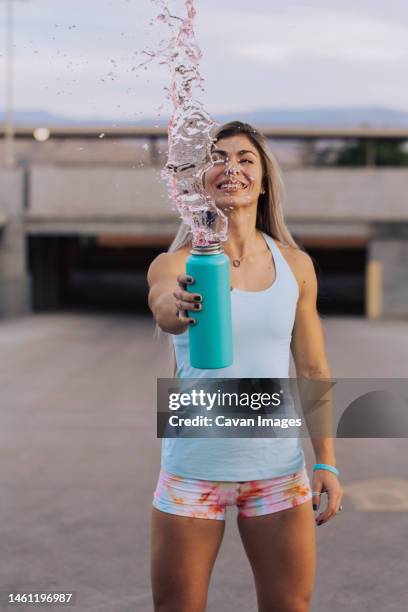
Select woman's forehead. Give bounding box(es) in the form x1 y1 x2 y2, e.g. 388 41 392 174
212 134 259 156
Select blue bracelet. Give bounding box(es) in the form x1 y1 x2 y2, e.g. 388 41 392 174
313 463 339 476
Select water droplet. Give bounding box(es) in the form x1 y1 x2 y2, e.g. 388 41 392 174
142 1 228 246
99 133 105 139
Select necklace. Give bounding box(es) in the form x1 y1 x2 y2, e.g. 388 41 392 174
231 248 270 268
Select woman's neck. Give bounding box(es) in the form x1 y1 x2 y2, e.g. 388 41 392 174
222 208 262 260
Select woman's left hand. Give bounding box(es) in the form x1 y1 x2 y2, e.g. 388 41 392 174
311 470 344 526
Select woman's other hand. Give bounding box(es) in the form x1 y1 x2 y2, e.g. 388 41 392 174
311 471 343 526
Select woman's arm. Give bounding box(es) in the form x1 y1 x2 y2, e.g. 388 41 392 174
147 253 187 334
147 251 199 335
290 251 336 465
290 250 343 525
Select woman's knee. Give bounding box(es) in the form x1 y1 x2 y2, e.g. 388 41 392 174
259 590 313 612
151 561 207 612
152 588 207 612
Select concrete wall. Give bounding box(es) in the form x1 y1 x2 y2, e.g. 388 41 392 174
2 163 407 319
28 165 174 218
26 165 179 235
26 167 408 232
0 168 30 317
285 169 408 221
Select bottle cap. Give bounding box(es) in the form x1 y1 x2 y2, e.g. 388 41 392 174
190 242 222 255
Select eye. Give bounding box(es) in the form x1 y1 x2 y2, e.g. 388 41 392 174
240 159 253 164
211 155 225 164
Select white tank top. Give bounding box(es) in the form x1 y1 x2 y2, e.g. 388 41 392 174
161 231 306 481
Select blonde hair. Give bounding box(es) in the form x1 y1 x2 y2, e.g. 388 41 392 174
152 121 303 377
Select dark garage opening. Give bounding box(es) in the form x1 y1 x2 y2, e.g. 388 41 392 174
305 245 367 316
27 235 163 314
27 236 367 317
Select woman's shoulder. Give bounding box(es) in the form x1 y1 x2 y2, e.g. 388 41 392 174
273 237 312 266
148 243 191 275
170 243 192 266
273 238 316 291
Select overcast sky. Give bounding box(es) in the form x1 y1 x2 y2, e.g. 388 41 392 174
1 0 408 121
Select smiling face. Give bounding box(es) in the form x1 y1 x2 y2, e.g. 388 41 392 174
203 134 265 209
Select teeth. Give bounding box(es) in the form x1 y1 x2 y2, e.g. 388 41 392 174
218 182 246 189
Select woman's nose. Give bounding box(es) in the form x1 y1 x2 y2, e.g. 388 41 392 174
225 164 239 175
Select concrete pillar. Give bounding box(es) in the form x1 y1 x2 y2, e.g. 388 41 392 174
300 140 316 166
365 139 377 167
366 260 383 319
0 168 30 317
368 223 408 318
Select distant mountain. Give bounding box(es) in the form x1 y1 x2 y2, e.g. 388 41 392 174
0 110 76 125
138 107 408 128
215 107 408 127
1 106 408 127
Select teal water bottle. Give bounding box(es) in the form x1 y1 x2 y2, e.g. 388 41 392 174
186 242 233 369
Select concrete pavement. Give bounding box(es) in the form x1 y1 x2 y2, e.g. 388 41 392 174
0 313 407 611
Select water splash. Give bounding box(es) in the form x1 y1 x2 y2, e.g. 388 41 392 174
144 0 227 246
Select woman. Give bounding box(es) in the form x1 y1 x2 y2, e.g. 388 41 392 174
147 121 343 612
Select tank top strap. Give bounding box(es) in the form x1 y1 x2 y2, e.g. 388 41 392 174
261 231 299 297
261 231 284 270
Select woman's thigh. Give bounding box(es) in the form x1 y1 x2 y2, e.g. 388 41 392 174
237 500 316 612
150 507 226 612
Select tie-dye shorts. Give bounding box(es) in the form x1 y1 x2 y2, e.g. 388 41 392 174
152 466 312 520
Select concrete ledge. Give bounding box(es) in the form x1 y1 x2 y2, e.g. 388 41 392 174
25 216 180 236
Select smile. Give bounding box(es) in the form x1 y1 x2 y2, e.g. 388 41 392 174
216 180 248 192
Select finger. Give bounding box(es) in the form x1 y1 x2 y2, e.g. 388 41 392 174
316 494 342 525
176 275 186 290
177 273 195 287
177 299 202 313
175 300 187 320
175 304 195 326
175 299 201 328
311 491 322 512
173 289 203 304
178 312 196 326
316 508 336 526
